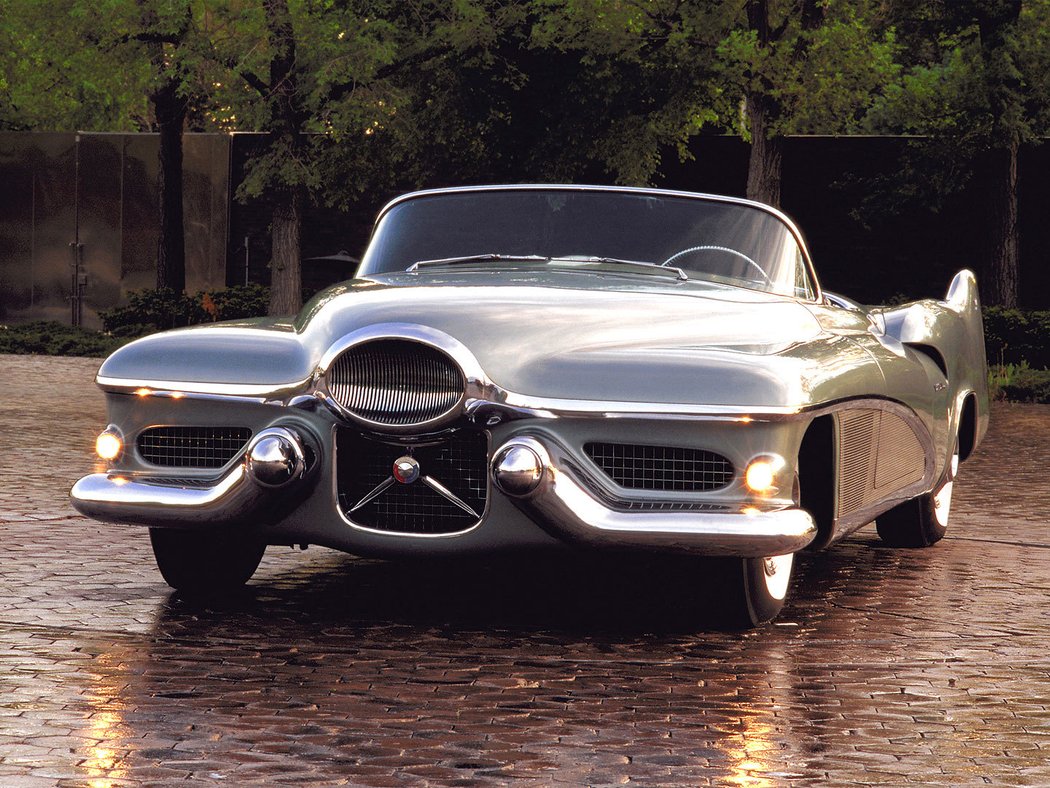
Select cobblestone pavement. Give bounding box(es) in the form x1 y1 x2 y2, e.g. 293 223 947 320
0 353 1048 786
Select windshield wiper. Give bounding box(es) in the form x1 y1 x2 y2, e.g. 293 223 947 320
554 256 689 281
408 253 550 271
407 253 688 281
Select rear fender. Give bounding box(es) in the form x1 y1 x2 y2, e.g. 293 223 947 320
876 270 989 456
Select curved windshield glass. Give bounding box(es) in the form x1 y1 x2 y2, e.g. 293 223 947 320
358 189 815 298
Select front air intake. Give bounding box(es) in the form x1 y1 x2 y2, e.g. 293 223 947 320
327 339 464 427
585 442 734 492
138 426 252 468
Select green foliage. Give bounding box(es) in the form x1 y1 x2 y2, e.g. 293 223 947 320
716 1 900 138
204 283 270 321
862 0 1050 203
0 0 153 131
0 321 125 357
98 288 205 334
989 362 1050 404
530 0 898 185
98 285 270 334
529 0 731 184
982 306 1050 370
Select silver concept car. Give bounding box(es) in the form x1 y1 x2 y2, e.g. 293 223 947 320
71 185 989 626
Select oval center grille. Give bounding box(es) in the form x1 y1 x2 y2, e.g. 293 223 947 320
585 442 734 492
327 339 464 426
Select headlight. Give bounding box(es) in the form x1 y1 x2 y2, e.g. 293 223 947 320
745 455 785 494
95 428 124 461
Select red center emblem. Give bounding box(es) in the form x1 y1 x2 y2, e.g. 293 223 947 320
393 456 421 484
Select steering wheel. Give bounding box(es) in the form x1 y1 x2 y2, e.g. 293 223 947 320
660 245 771 285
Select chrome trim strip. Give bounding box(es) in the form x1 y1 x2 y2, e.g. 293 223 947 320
496 436 817 557
372 184 822 303
422 475 481 518
97 374 309 399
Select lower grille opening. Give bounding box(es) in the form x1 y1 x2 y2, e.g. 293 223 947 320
138 426 252 468
584 442 734 491
337 429 488 534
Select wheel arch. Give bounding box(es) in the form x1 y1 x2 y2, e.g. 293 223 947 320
958 391 978 462
797 414 836 550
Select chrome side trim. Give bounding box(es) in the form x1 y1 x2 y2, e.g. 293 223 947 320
96 375 308 400
495 436 817 557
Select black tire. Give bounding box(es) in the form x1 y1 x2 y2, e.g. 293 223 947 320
713 553 795 627
149 528 266 595
876 442 959 548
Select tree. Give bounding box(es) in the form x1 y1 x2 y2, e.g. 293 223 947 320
1 0 200 293
532 1 897 205
529 0 731 185
718 0 898 206
0 0 149 131
135 1 194 293
202 0 530 315
867 0 1050 307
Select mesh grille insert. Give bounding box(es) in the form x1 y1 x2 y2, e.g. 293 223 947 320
138 427 252 468
328 339 463 426
337 430 488 534
585 442 734 492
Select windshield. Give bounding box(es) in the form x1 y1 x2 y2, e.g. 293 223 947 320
358 189 815 299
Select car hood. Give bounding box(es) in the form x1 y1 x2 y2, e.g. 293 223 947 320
99 269 868 409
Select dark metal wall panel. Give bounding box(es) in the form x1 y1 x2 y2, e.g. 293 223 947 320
0 133 78 324
183 134 230 293
0 132 230 328
78 134 150 324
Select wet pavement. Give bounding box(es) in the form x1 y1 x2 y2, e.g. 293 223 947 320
0 353 1048 786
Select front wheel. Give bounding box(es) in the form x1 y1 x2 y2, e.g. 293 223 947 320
714 552 795 627
876 443 959 548
149 528 266 596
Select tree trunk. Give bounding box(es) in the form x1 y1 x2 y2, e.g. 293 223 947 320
154 78 186 292
986 141 1019 307
975 0 1022 307
264 0 305 316
743 0 783 207
745 93 783 207
268 191 302 316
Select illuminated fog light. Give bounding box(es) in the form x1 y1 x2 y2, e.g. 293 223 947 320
95 430 123 461
745 455 785 494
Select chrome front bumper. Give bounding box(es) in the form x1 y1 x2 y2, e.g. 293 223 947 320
70 427 313 528
72 427 817 557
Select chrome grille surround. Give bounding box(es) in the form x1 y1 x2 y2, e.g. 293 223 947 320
325 339 465 429
584 442 734 492
137 426 252 468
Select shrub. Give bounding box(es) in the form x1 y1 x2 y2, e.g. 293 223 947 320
989 362 1050 404
207 284 271 321
98 288 206 334
0 321 125 357
98 285 270 335
982 307 1050 369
